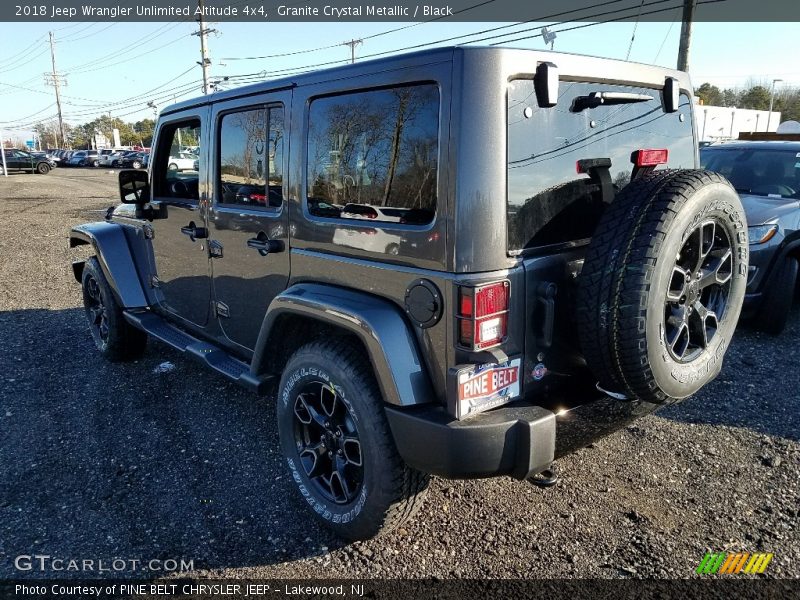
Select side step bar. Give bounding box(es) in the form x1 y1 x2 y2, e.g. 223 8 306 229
123 310 271 395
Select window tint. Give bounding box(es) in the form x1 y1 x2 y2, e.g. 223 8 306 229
154 120 201 201
507 81 695 251
307 84 439 225
218 106 284 209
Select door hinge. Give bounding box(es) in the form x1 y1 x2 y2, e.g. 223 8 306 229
208 239 223 259
150 274 161 288
214 301 230 318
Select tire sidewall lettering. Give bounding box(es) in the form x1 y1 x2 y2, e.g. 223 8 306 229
281 363 367 523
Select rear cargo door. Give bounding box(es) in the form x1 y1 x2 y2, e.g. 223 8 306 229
505 79 697 390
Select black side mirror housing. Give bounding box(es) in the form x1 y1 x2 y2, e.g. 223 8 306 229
119 169 150 204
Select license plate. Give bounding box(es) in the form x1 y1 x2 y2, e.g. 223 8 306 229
456 358 521 419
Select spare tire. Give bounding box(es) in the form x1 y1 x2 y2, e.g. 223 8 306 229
577 170 747 403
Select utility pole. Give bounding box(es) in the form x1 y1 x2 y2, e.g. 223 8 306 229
676 0 696 72
193 0 216 94
45 32 66 148
342 39 362 64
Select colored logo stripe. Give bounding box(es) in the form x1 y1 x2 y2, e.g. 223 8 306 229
697 552 773 574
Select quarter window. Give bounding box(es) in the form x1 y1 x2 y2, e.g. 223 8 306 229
218 106 284 209
307 84 439 225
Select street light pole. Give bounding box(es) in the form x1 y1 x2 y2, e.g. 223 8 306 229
767 78 783 131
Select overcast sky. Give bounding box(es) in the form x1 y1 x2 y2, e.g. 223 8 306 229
0 19 797 138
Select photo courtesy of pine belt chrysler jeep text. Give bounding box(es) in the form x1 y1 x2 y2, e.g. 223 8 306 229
70 47 747 541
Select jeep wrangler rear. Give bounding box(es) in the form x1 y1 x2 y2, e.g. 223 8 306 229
70 47 747 541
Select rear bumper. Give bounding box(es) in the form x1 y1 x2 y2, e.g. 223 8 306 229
385 394 662 480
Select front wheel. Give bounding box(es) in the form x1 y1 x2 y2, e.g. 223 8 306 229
168 163 178 171
756 256 798 335
132 160 142 169
82 257 147 361
36 163 51 174
277 339 429 541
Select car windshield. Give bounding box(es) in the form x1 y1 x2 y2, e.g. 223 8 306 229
700 147 800 199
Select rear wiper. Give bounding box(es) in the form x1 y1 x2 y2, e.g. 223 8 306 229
571 91 654 112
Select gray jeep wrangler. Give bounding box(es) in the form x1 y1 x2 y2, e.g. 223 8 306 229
70 47 748 541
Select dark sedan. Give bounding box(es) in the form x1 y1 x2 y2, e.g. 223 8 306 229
1 148 55 174
701 141 800 334
120 152 147 169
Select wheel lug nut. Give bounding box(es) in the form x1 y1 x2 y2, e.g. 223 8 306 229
337 449 343 456
335 431 341 437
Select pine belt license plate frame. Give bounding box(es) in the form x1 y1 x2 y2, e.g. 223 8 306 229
453 358 522 419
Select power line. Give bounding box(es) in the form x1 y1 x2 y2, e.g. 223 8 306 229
220 0 644 85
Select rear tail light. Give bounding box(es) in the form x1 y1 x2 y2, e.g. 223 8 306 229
631 148 668 167
457 281 509 350
249 193 267 203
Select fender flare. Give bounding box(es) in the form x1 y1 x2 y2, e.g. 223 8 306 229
69 222 148 308
253 283 435 407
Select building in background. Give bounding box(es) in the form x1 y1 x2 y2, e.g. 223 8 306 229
695 103 781 143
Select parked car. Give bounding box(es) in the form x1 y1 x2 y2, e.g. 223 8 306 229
1 148 55 174
120 152 146 169
701 140 800 334
68 150 91 167
167 151 198 171
70 47 747 541
30 151 59 166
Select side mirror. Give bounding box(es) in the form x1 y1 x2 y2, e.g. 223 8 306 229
119 169 150 204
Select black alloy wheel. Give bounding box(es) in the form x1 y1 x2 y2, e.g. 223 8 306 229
664 220 733 362
83 272 110 350
292 380 363 505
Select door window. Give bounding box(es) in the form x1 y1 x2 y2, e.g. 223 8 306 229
154 120 201 201
218 106 284 210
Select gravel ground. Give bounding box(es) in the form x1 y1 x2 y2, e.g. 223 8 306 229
0 168 797 580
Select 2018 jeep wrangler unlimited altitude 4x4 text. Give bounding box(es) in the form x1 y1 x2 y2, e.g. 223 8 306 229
70 47 747 541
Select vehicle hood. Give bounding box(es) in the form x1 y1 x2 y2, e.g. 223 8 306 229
739 193 800 227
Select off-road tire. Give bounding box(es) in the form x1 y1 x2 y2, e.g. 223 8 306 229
756 256 798 335
36 163 50 174
577 170 748 403
277 339 429 541
81 257 147 361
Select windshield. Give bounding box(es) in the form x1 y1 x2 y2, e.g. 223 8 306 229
507 80 695 252
700 147 800 199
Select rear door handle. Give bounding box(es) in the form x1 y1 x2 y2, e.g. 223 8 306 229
247 235 284 256
180 222 207 242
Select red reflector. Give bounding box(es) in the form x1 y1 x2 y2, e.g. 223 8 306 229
475 282 508 318
633 149 668 167
576 160 584 174
249 193 267 203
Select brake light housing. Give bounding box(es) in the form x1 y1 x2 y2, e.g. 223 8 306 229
457 281 510 350
631 148 668 167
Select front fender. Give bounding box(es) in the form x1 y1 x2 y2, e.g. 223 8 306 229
253 283 435 407
70 222 148 308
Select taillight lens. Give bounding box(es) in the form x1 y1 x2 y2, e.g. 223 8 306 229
457 281 509 350
632 148 668 167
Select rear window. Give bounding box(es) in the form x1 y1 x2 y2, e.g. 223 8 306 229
507 80 695 252
700 147 800 199
306 83 440 225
